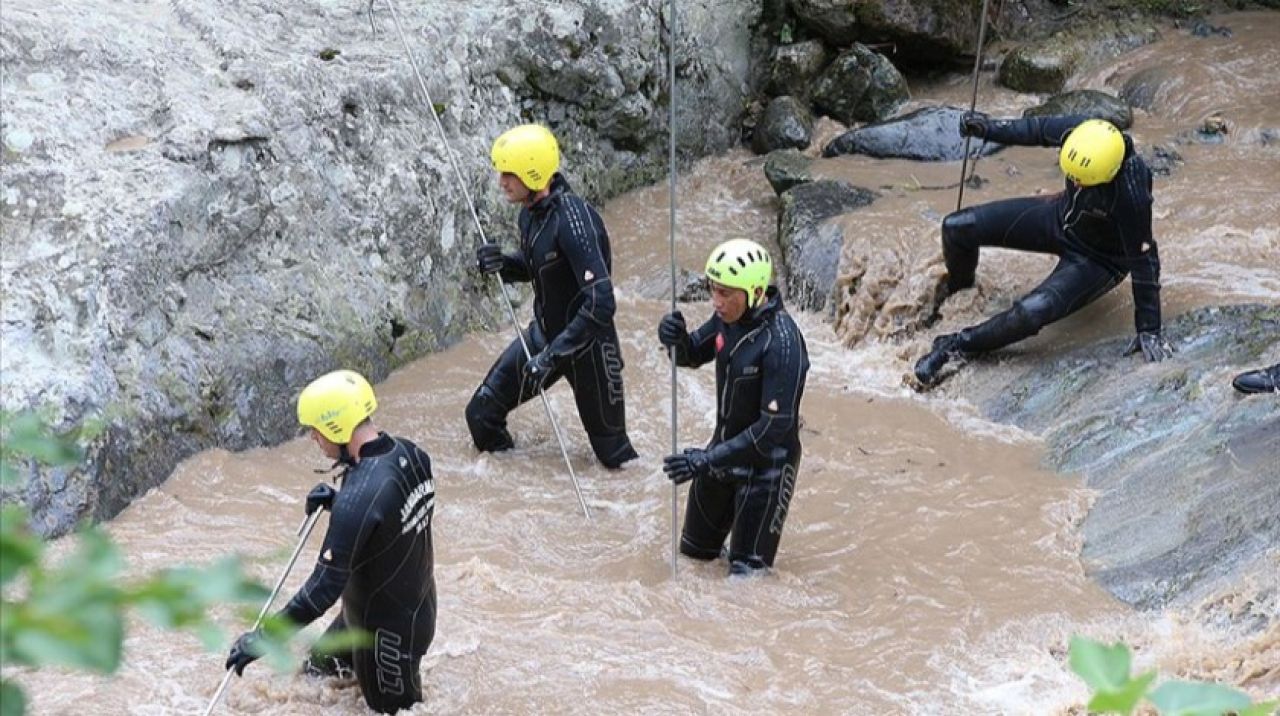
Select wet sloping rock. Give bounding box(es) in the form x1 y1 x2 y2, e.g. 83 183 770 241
763 149 815 195
777 180 877 312
979 304 1280 610
823 106 1007 160
1023 89 1133 130
1000 20 1161 94
789 0 982 64
999 40 1081 93
766 40 829 97
1118 65 1178 112
811 44 909 125
752 96 814 154
0 0 760 535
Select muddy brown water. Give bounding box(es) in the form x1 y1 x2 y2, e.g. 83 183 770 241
11 12 1279 715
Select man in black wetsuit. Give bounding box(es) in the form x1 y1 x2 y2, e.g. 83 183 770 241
658 239 810 576
466 123 638 468
224 369 436 714
914 115 1173 388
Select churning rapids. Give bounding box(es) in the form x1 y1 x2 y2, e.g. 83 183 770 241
11 11 1279 715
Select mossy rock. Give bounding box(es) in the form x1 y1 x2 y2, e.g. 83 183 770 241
999 40 1081 93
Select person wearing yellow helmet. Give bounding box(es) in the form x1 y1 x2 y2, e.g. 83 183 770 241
467 124 638 468
914 113 1170 389
224 370 437 714
657 239 811 576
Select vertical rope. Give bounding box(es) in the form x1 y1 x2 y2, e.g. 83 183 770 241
956 0 993 212
666 0 680 579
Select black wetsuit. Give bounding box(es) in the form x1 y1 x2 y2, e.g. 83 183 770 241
941 114 1161 352
669 288 810 571
465 173 638 468
279 433 436 714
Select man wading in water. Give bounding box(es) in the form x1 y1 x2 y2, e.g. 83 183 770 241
224 370 437 714
466 123 639 469
915 115 1172 387
658 239 810 576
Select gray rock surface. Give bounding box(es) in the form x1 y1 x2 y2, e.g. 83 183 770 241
823 106 1007 160
790 0 982 63
765 39 829 97
752 96 814 154
999 41 1081 93
1023 89 1134 130
0 0 760 535
811 44 909 125
762 149 815 195
974 304 1280 610
777 180 877 312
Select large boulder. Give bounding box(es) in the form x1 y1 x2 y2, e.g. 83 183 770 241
811 44 909 125
765 39 829 97
975 304 1280 610
752 96 815 154
823 105 1007 160
998 40 1081 93
763 149 816 195
1023 89 1133 130
790 0 983 64
777 180 877 312
0 0 761 535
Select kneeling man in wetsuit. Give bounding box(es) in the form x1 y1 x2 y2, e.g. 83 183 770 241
224 369 436 714
658 239 810 576
914 115 1171 387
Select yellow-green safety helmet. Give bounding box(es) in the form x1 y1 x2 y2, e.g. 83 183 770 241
297 369 377 444
705 239 773 309
491 124 560 191
1059 119 1125 186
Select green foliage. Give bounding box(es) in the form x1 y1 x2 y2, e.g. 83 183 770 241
778 21 794 45
0 411 269 714
1069 636 1276 716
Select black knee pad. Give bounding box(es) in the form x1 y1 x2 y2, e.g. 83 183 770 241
942 208 980 251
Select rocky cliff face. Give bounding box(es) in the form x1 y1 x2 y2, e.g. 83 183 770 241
0 0 760 535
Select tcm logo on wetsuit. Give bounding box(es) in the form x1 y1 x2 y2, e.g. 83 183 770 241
399 480 435 535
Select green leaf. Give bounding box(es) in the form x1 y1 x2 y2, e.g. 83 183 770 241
1147 680 1251 716
1238 701 1278 716
0 679 26 716
1069 635 1133 692
9 603 123 672
312 626 371 655
1 412 82 467
0 460 19 487
0 507 42 587
1087 670 1156 715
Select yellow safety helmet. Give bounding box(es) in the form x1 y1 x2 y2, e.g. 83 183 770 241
296 370 377 444
705 239 773 309
1059 119 1125 186
491 124 560 191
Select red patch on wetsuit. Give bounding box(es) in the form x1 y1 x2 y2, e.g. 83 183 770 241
715 333 725 353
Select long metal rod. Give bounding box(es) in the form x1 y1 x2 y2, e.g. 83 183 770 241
380 0 589 520
956 0 992 212
666 0 680 579
202 510 324 716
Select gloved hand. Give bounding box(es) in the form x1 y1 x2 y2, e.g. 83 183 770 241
225 629 264 676
305 482 337 516
657 311 688 349
522 349 556 391
476 243 504 275
959 111 991 139
1124 331 1174 363
663 448 712 485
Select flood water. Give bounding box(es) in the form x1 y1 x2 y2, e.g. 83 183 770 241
12 11 1279 715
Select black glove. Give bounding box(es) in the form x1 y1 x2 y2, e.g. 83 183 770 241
305 482 336 516
522 349 556 391
959 111 991 139
476 243 504 275
1124 331 1174 363
663 448 712 485
657 311 688 349
225 630 263 676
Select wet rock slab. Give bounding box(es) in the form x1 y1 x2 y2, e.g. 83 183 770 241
824 106 1007 161
976 304 1280 610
